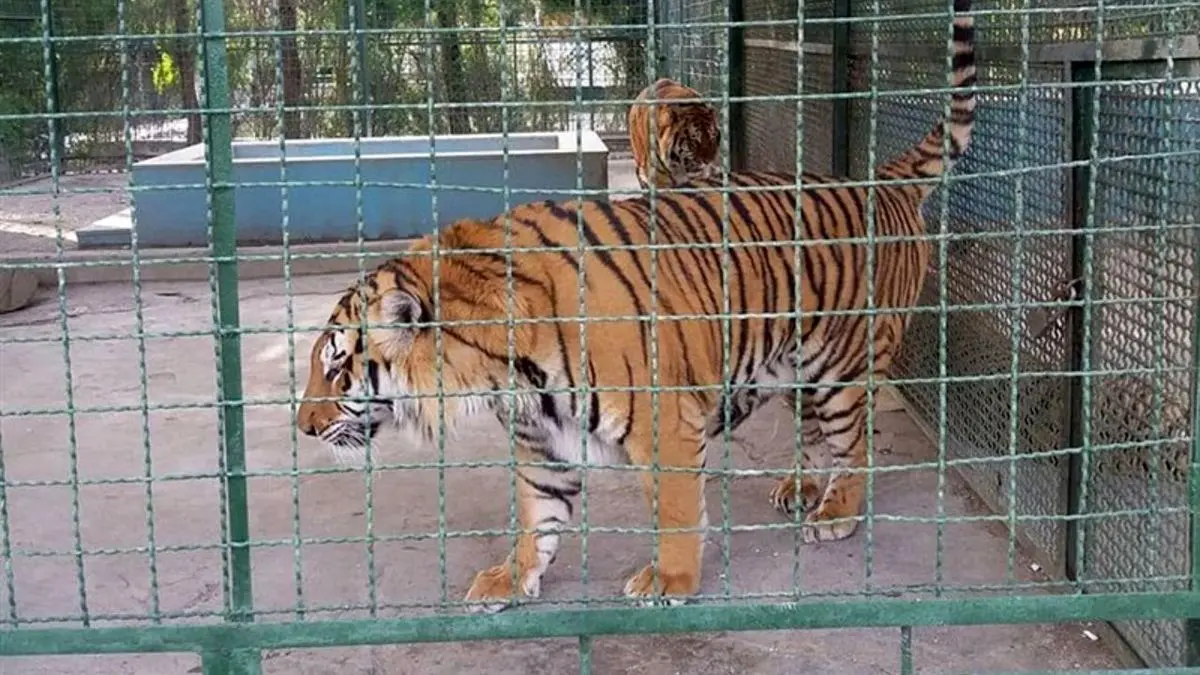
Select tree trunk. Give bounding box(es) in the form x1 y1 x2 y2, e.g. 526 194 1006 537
437 1 470 134
335 10 352 136
279 0 303 138
171 0 201 145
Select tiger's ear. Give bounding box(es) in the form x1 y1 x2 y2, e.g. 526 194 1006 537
372 289 425 357
381 289 423 325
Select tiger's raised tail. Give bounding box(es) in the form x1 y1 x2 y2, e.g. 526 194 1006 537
875 0 976 198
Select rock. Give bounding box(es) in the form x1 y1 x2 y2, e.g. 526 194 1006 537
0 269 38 314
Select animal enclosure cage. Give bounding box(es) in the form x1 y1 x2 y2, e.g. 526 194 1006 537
0 0 1197 672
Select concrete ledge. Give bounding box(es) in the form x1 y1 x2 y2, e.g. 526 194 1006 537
75 208 136 248
1 239 419 286
92 132 610 249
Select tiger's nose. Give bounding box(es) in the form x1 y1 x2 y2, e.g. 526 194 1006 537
297 407 319 437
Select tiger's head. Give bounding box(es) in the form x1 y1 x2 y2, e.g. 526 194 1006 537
295 272 411 464
295 221 537 464
631 78 722 189
659 112 721 185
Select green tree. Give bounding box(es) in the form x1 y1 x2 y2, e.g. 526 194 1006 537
169 0 201 144
279 0 303 137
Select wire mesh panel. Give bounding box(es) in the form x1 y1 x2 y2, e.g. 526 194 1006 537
1079 59 1199 667
839 0 1200 667
0 0 45 180
884 58 1076 573
979 0 1200 46
741 0 837 174
659 0 727 93
742 45 836 174
849 0 1200 47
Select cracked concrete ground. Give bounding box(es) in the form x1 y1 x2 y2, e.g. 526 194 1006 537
0 273 1132 674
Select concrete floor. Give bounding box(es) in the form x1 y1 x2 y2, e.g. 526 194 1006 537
0 275 1131 674
0 172 129 255
0 158 1129 673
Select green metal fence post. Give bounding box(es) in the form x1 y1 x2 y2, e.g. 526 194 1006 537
353 0 371 136
1048 60 1077 582
728 0 745 170
830 0 850 177
42 0 63 170
1064 60 1096 584
199 0 258 671
1187 189 1200 666
585 0 595 130
900 625 914 674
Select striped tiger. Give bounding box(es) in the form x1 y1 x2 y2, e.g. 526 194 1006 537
295 0 975 611
628 77 722 189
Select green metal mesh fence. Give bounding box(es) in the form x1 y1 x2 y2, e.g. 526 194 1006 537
1076 60 1198 667
0 0 1198 671
740 0 838 174
881 57 1077 572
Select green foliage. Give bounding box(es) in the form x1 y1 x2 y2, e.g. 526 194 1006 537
0 19 44 176
541 0 644 23
367 0 432 29
1 0 642 170
0 89 38 173
151 47 179 95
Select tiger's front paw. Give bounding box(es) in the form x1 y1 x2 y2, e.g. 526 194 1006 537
622 565 699 607
463 564 541 614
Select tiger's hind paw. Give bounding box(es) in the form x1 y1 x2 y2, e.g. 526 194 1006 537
768 475 823 515
800 509 860 544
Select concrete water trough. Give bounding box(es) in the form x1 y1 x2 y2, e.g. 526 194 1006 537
78 131 610 249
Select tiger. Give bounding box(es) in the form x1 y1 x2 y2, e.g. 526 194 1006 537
295 0 975 612
628 77 721 190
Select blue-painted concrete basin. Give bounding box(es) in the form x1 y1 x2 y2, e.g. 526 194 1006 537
79 131 609 248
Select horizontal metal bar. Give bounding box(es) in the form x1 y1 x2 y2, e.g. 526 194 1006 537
744 38 834 55
8 8 1181 45
3 72 1194 124
966 670 1200 675
841 36 1200 63
0 592 1196 656
178 34 1164 95
1028 35 1200 63
969 662 1200 667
